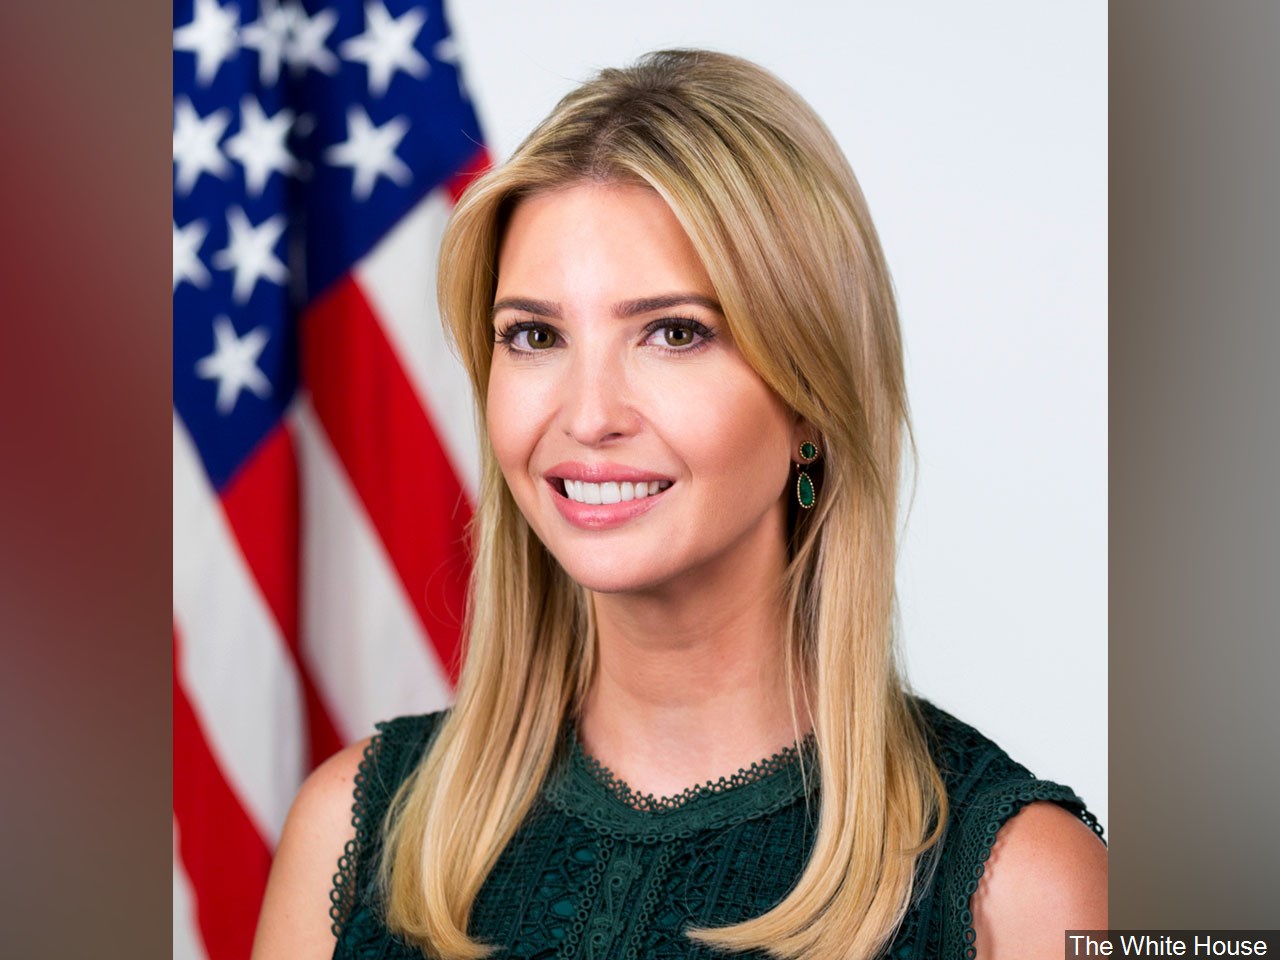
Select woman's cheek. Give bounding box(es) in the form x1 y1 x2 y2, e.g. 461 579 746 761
486 372 532 473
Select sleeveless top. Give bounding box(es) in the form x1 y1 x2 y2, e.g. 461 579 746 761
329 700 1103 959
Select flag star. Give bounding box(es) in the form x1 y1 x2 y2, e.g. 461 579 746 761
225 96 298 195
211 207 288 303
174 0 240 86
324 106 411 200
195 316 273 414
284 1 339 76
432 36 468 99
240 0 292 85
339 1 429 98
173 97 232 194
173 219 211 291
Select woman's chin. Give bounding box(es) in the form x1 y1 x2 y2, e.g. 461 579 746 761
551 554 675 598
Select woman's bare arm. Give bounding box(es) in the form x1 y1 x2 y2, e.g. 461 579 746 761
971 800 1109 959
250 738 370 960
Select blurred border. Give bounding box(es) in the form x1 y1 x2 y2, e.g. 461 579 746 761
0 0 172 955
1110 0 1280 925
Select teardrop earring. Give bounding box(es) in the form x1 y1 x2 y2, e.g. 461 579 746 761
795 440 820 509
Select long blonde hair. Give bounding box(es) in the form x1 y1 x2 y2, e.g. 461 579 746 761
380 49 945 960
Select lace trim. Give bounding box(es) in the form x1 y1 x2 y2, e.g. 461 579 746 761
328 735 379 939
575 732 812 813
543 728 815 843
943 779 1106 960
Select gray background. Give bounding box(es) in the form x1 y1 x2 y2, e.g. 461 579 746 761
1109 0 1280 924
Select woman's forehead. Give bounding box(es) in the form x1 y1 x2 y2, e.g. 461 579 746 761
494 182 716 307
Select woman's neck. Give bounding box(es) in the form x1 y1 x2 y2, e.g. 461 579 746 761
577 544 809 799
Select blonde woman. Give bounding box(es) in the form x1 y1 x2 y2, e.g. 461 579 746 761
253 50 1106 960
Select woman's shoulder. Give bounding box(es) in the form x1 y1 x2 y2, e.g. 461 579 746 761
345 709 451 836
910 696 1101 826
251 738 372 959
374 708 451 744
969 800 1107 959
300 708 449 823
249 710 450 959
905 696 1107 960
366 709 451 774
911 697 1031 788
290 710 450 841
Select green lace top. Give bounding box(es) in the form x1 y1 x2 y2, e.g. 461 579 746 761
329 700 1103 959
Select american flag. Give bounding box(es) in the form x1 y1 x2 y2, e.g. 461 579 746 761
172 0 483 955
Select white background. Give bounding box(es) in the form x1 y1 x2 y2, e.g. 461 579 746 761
448 1 1108 828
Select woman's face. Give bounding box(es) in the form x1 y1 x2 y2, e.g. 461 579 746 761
487 181 798 595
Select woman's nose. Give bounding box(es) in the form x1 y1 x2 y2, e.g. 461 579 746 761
559 345 638 447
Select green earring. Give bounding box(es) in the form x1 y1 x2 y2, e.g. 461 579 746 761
795 441 820 509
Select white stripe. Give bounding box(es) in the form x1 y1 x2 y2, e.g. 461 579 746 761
354 188 481 497
173 824 208 960
173 414 306 844
292 398 454 743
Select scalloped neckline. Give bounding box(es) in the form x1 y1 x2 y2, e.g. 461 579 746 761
538 725 816 842
571 730 812 813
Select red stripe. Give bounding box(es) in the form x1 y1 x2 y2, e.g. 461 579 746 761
301 277 472 681
220 422 346 766
174 626 273 960
445 147 491 204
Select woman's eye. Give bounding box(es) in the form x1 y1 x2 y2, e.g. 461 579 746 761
522 326 557 349
497 322 559 352
645 319 713 351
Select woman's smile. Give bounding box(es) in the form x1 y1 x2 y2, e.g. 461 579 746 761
540 461 677 529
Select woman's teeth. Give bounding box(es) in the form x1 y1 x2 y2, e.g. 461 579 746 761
562 479 672 505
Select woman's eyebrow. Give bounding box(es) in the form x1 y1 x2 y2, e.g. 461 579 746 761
492 297 561 320
615 294 723 317
490 293 723 321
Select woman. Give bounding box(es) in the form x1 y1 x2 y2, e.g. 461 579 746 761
253 49 1106 960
